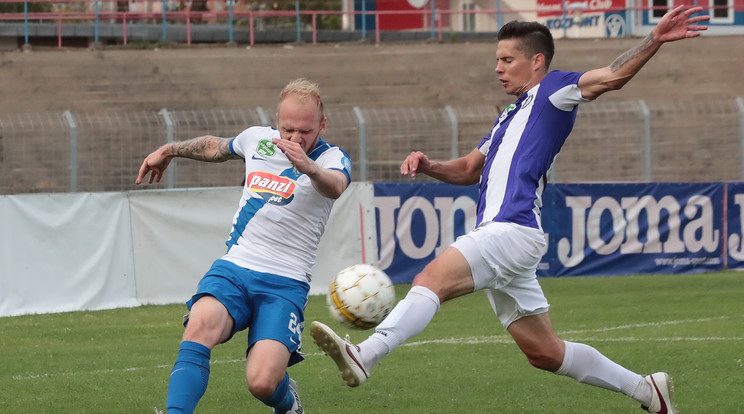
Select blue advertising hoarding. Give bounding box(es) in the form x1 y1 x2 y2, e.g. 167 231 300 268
374 182 478 283
726 182 744 269
539 183 724 277
374 182 729 283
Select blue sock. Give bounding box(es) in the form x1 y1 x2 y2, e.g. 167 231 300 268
258 373 294 412
166 341 211 414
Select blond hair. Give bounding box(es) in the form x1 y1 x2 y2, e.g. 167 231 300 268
279 78 325 119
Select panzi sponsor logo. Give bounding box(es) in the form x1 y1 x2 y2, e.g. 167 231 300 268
246 171 296 203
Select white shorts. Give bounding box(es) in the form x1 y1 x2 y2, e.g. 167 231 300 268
451 221 550 328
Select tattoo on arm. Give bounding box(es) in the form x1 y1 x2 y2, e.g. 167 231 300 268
215 139 235 161
610 34 654 73
169 136 237 162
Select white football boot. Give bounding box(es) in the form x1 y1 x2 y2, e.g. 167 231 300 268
641 372 676 414
310 321 369 387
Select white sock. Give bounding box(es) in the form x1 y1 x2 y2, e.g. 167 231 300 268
556 341 652 405
358 285 440 369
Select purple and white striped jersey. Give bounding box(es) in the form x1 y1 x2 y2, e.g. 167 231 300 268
476 70 589 230
221 126 351 283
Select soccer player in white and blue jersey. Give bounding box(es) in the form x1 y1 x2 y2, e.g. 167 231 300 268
311 7 708 414
136 79 351 414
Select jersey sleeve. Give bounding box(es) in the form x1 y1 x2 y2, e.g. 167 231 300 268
546 70 590 111
477 116 500 155
229 127 263 159
317 146 352 185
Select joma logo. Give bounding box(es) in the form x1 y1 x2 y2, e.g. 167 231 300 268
557 195 719 267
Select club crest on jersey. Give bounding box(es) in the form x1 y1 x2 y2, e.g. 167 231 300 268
499 104 516 122
256 139 276 157
522 94 534 108
246 171 295 205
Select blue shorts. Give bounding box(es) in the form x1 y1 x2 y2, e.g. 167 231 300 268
186 259 310 366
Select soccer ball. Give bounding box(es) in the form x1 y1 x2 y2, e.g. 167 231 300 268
326 264 396 330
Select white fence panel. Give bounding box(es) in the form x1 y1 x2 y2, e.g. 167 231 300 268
0 192 138 317
0 183 374 317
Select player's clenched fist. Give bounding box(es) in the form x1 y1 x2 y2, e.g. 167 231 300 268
272 137 316 176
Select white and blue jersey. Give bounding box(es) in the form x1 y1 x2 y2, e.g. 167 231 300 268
221 126 352 284
476 70 589 230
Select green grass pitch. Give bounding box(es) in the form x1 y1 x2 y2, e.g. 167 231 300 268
2 271 743 413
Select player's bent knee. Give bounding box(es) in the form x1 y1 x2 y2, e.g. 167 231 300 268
248 378 277 400
523 348 564 372
247 368 286 401
181 317 227 347
412 270 469 303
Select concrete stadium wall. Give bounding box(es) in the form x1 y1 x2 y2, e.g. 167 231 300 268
1 36 741 115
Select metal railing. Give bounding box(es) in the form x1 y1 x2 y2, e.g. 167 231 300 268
2 98 743 195
2 1 741 48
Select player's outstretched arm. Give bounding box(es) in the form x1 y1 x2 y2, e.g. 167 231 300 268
401 148 485 185
577 5 709 100
135 135 238 184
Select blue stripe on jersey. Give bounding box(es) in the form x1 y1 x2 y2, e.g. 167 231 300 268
226 197 266 251
225 166 306 252
281 165 302 181
309 138 330 161
226 137 353 253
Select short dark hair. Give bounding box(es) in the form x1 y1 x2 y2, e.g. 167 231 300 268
497 20 555 69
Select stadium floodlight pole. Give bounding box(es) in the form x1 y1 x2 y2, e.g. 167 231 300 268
94 1 100 44
737 97 744 180
159 109 176 189
495 0 502 30
63 111 78 193
639 99 652 182
430 0 435 39
256 107 271 127
353 107 368 182
445 105 458 159
23 1 28 46
561 0 567 38
625 0 632 37
361 0 366 40
229 0 234 43
161 1 167 41
295 0 300 42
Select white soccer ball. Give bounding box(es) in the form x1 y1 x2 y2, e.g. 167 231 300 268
326 264 396 330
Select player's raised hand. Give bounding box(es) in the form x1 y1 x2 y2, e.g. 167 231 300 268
136 147 172 184
401 151 431 179
272 138 317 176
653 5 709 43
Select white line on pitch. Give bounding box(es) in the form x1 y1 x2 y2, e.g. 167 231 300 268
403 314 744 347
10 314 743 381
403 335 744 347
559 314 740 335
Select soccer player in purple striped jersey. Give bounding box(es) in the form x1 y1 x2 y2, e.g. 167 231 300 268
137 78 351 414
310 6 707 414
